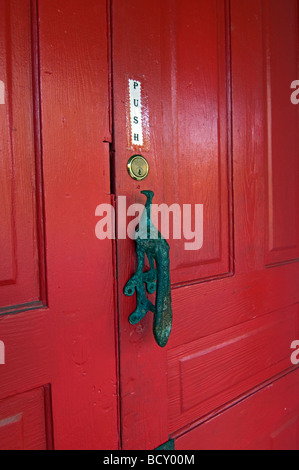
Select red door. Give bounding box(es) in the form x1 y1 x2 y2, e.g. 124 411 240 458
112 0 299 449
0 0 118 449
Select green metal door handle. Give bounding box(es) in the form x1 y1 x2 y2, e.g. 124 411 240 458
124 190 172 347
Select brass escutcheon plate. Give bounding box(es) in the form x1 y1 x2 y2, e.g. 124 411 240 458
127 155 149 181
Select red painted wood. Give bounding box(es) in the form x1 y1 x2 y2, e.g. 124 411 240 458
1 0 298 451
0 0 118 449
0 0 43 309
112 0 299 449
175 369 299 450
263 0 299 266
0 387 48 450
168 305 299 432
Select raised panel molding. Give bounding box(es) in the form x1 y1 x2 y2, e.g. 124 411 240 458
175 369 299 450
0 0 46 313
161 0 233 285
0 386 51 450
168 304 299 433
263 0 299 266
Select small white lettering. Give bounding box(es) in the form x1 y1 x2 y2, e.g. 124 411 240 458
148 455 195 465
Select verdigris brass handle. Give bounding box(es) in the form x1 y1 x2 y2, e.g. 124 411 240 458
124 190 172 347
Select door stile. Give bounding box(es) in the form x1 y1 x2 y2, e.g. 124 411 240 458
107 0 122 450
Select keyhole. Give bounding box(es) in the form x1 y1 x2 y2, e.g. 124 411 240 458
127 155 149 180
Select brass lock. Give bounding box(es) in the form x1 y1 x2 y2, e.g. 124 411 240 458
127 155 149 181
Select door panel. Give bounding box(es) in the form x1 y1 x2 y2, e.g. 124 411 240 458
175 369 299 450
162 0 232 284
0 387 49 450
168 304 299 432
0 0 118 449
113 0 232 287
263 0 299 265
112 0 299 449
0 0 44 311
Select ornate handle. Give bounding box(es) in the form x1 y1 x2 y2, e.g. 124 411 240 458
124 190 172 347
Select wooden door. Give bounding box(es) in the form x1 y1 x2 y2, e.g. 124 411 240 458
0 0 118 449
112 0 299 450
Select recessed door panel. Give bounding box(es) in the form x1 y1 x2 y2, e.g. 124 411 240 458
0 0 45 312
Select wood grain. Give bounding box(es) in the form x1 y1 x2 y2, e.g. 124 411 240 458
0 0 43 309
0 0 119 450
113 0 299 449
175 368 299 450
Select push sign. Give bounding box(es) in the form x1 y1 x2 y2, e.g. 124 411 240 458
129 79 143 146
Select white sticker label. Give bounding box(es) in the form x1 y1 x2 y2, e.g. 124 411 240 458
129 79 143 146
0 81 4 104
